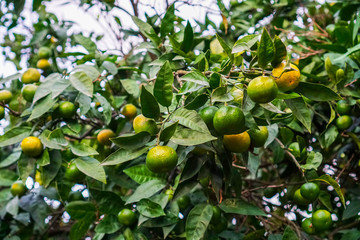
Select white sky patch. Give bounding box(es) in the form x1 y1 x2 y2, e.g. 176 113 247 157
0 0 229 76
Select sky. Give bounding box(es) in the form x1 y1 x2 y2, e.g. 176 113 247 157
0 0 229 77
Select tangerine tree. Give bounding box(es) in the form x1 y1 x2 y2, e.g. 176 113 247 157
0 0 360 239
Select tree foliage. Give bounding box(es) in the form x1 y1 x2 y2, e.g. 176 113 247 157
0 0 360 239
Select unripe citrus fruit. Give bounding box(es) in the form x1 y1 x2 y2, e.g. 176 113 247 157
312 210 332 231
133 114 158 135
213 106 245 134
247 76 278 103
272 63 301 92
38 47 51 59
336 100 351 115
0 90 13 103
293 188 311 205
36 59 51 70
146 146 178 173
164 189 174 201
199 106 218 130
21 136 43 157
97 129 115 145
21 68 41 84
336 69 345 83
247 126 268 147
59 101 76 119
50 36 57 44
177 195 191 211
223 132 251 153
121 104 137 119
35 170 42 185
211 206 221 224
230 87 244 104
300 182 320 202
336 115 352 130
117 209 137 226
64 162 85 182
302 218 316 235
10 180 27 197
0 106 4 119
22 84 38 102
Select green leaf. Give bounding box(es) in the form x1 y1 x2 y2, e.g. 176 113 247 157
311 174 345 207
160 121 178 142
124 165 166 184
258 28 275 69
285 98 312 133
154 61 174 107
160 4 175 37
260 103 285 114
94 94 112 125
171 127 217 146
301 152 322 171
219 198 267 216
121 79 140 98
216 33 232 59
111 132 151 149
39 129 67 150
0 170 18 186
340 230 360 240
69 142 98 157
170 108 210 133
69 71 94 97
319 126 338 149
212 86 234 103
74 35 97 53
125 179 167 204
91 189 124 214
271 35 287 67
297 82 342 101
42 150 62 187
185 204 213 240
232 34 259 54
0 127 31 147
0 151 21 168
264 124 279 148
132 16 161 46
180 71 209 86
77 93 92 115
6 196 19 216
137 199 166 218
318 190 333 212
0 73 22 85
102 61 118 75
343 200 360 220
282 226 299 240
248 151 260 177
72 65 100 81
181 21 194 53
70 217 94 240
33 73 67 103
66 201 96 220
74 157 106 183
37 149 50 166
18 154 36 183
184 93 208 110
95 215 121 234
28 94 57 121
101 146 149 166
140 86 160 120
